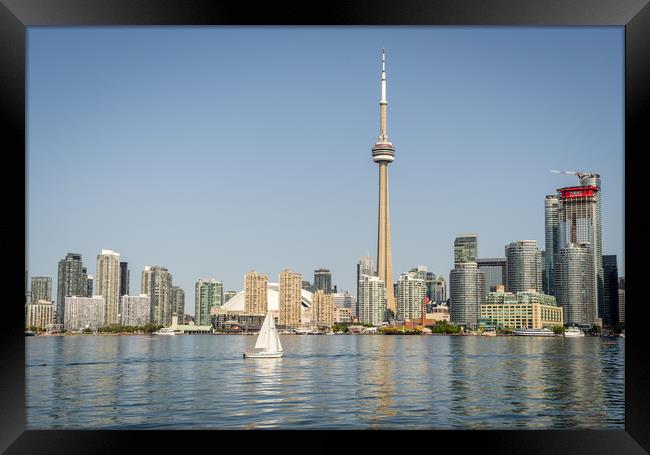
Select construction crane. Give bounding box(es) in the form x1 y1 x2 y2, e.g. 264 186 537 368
550 169 591 182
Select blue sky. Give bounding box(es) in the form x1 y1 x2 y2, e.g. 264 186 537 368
27 27 624 315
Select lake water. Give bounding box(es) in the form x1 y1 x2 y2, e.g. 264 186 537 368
26 334 624 429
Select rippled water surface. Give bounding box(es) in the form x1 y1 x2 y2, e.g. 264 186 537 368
26 335 624 429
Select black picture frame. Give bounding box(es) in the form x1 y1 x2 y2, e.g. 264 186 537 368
1 0 648 453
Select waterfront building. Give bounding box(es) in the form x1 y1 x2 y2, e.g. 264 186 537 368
313 269 332 294
481 290 563 330
372 50 397 316
64 296 105 331
449 262 485 328
56 253 87 324
171 286 185 320
25 300 53 329
358 275 387 326
224 290 238 303
434 275 447 303
119 262 130 296
332 291 356 316
141 266 173 326
454 234 478 265
555 242 596 325
119 294 150 326
557 182 603 325
505 240 542 293
603 255 619 327
195 279 223 326
544 195 560 295
244 270 268 315
334 306 354 324
397 272 427 322
476 258 506 298
30 276 52 305
96 249 121 326
279 269 302 328
312 289 335 327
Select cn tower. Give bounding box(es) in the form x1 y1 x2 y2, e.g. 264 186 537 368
371 49 396 317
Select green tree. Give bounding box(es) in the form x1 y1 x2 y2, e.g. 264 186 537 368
552 325 565 335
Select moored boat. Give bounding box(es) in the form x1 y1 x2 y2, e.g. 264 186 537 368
154 327 178 335
564 326 585 337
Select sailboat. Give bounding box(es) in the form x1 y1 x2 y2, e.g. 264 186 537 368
243 311 284 359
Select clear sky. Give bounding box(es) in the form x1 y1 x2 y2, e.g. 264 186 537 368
27 27 624 315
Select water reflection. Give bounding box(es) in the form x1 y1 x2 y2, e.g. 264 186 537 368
26 335 624 429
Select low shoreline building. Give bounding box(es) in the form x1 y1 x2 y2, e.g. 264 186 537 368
480 288 563 330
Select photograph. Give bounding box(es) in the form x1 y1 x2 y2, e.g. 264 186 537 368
23 26 626 431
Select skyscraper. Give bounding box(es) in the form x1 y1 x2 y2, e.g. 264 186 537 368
454 234 478 265
311 289 335 327
434 275 447 303
96 249 121 326
119 262 130 296
602 255 619 327
358 275 386 326
313 268 332 294
505 240 542 293
244 270 268 315
425 272 437 302
141 266 173 326
195 279 223 326
356 256 374 316
372 49 396 317
449 262 485 328
120 294 150 326
397 272 427 322
476 258 506 298
544 195 559 295
171 286 185 320
279 269 302 328
555 242 596 325
30 276 52 304
332 291 357 316
618 277 625 324
579 173 604 323
86 275 94 297
56 253 86 324
224 290 238 303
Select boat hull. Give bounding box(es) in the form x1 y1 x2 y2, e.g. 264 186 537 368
244 351 283 359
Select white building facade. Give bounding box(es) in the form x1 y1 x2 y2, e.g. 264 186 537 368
64 296 106 331
120 294 151 326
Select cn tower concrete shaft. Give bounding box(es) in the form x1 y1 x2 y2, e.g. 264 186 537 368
377 161 396 314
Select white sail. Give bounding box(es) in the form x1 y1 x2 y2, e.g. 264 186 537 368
254 313 271 350
266 313 283 353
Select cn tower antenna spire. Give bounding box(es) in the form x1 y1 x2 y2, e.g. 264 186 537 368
381 48 387 104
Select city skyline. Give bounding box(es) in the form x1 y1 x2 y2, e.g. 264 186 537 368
27 27 624 314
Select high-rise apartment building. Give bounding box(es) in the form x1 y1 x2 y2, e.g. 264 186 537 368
30 276 52 304
505 240 542 293
120 294 151 326
557 182 603 325
141 266 173 326
454 234 478 265
311 289 335 327
449 262 485 328
476 258 506 298
56 253 86 324
96 249 121 326
425 272 436 302
244 271 268 315
195 279 223 326
358 275 386 326
86 275 93 297
171 286 185 320
397 272 427 322
313 269 332 294
64 296 105 331
618 277 625 324
602 255 619 327
119 262 130 296
356 256 375 316
555 242 596 325
25 301 53 329
279 269 302 328
544 195 560 295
